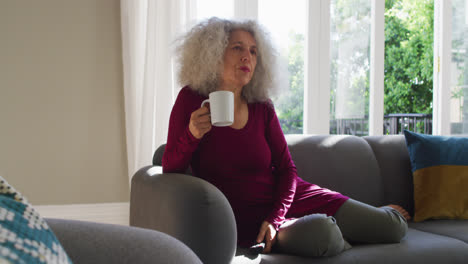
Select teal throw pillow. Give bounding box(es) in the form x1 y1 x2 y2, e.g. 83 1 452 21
0 176 72 263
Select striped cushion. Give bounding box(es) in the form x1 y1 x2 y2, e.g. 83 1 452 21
404 130 468 222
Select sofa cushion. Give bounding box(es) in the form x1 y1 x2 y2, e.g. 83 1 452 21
233 228 468 264
409 219 468 243
403 130 468 222
286 135 384 207
0 176 72 264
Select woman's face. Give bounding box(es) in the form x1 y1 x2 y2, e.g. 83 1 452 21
221 30 258 90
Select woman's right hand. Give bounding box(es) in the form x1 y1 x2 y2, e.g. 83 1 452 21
256 221 277 254
189 106 212 139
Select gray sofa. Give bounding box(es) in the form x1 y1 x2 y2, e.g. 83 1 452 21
46 218 202 264
130 134 468 264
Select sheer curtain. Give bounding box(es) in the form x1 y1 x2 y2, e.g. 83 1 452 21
120 0 195 181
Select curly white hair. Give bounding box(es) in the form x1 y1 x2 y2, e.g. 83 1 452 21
175 17 284 103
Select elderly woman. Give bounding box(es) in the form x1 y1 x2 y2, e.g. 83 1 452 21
162 17 409 257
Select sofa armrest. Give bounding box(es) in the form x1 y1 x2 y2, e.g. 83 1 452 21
46 218 202 264
130 166 237 264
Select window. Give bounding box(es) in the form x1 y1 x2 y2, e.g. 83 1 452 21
383 0 434 135
330 0 371 136
196 0 234 21
258 0 307 134
188 0 451 136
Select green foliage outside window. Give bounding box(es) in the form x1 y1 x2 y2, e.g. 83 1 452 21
384 0 434 115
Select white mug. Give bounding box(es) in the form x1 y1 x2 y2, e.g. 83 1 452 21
201 91 234 127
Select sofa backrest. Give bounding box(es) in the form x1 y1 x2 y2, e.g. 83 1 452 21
153 144 193 175
363 135 414 215
155 134 414 212
285 134 385 207
153 144 165 166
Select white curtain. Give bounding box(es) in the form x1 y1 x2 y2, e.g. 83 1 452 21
120 0 195 181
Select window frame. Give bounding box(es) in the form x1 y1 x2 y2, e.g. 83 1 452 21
433 0 452 135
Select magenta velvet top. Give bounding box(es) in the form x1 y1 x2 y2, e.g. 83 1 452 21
163 87 349 247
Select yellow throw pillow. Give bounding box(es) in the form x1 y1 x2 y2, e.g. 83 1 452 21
404 130 468 222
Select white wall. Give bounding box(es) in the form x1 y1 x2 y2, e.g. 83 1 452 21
0 0 129 205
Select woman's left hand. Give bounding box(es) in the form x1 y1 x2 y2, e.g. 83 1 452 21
256 221 277 253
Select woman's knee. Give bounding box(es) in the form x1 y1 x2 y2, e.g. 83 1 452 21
277 214 345 257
